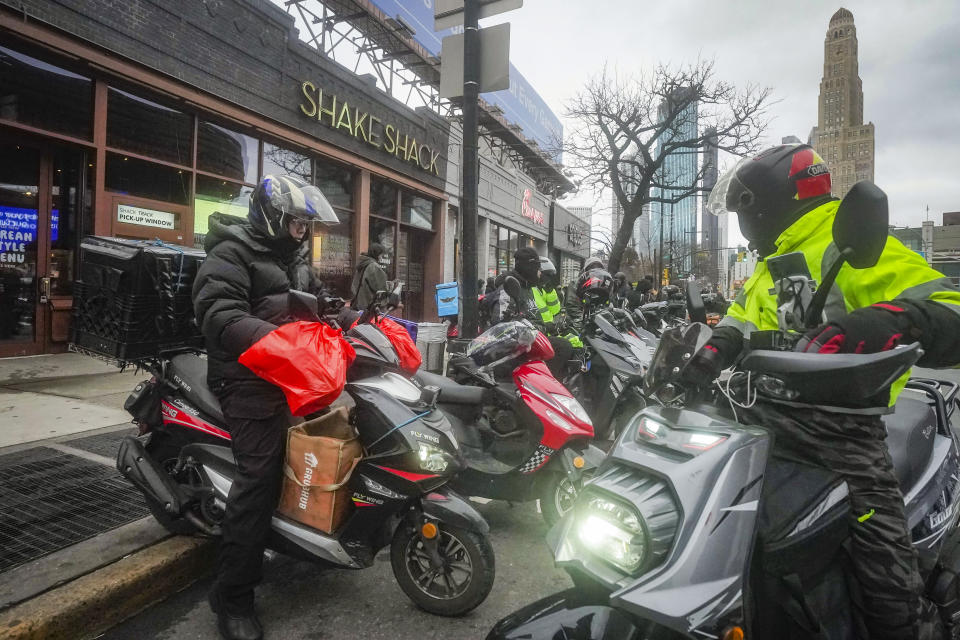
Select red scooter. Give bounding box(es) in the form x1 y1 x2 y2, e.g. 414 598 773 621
416 320 604 526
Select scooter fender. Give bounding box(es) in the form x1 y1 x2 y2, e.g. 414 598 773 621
422 488 490 535
486 589 639 640
556 443 606 482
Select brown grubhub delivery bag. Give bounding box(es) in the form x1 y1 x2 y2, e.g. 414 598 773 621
278 407 363 533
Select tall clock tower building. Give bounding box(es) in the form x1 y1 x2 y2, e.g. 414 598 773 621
810 8 876 198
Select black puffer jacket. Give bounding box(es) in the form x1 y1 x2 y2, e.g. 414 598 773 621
193 213 321 386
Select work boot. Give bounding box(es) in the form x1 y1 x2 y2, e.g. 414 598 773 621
209 587 263 640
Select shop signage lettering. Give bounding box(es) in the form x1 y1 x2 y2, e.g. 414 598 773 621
117 204 175 229
520 189 545 225
298 81 441 177
567 223 585 247
0 207 58 264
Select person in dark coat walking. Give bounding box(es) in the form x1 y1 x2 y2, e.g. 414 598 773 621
350 243 388 311
192 175 338 640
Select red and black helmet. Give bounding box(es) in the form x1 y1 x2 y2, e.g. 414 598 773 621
707 144 834 255
577 269 613 306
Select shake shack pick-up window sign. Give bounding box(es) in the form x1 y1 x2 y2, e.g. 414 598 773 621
117 204 175 229
298 81 441 177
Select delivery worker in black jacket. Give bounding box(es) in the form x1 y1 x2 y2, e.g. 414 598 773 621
193 174 339 640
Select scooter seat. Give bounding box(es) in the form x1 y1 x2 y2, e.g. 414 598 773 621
414 370 487 405
882 393 937 491
168 354 226 424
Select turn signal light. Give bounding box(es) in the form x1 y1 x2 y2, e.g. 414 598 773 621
421 522 438 539
722 626 744 640
573 456 585 469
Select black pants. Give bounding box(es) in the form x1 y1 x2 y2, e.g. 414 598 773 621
214 381 290 615
741 403 936 640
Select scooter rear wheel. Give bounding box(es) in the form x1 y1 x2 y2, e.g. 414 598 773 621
391 521 495 616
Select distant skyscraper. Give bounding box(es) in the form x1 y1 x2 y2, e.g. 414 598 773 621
650 88 699 276
700 128 719 281
812 8 875 198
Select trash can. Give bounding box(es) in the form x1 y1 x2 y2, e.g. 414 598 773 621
416 322 447 373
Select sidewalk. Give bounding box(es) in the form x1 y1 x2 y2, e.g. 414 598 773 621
0 353 214 640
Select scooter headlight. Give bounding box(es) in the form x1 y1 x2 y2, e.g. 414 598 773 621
577 494 648 574
550 393 591 425
417 442 451 473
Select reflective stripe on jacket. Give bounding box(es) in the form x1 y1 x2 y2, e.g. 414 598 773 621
532 287 553 323
719 199 960 402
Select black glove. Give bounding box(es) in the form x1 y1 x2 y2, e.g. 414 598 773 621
680 342 725 389
797 302 909 354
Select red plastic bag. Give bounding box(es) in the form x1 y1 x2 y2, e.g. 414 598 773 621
351 316 422 373
239 321 356 416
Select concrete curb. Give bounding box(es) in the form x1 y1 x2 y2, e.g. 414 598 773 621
0 536 215 640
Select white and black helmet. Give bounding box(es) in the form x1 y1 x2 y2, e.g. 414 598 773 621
248 174 339 244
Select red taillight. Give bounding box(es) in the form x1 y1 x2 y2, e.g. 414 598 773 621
529 332 555 361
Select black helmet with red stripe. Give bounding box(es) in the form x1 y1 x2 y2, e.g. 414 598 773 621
707 144 834 255
576 269 613 306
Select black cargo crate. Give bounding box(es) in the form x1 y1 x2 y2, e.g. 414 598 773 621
80 236 205 297
71 330 204 361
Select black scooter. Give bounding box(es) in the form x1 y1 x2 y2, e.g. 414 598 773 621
116 291 495 616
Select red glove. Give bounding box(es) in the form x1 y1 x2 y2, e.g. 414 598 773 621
797 303 908 354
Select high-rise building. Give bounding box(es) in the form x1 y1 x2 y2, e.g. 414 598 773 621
812 8 875 198
650 88 699 277
700 128 719 282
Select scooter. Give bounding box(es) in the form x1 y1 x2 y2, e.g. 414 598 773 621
423 319 605 527
563 307 658 442
488 182 960 637
116 292 495 617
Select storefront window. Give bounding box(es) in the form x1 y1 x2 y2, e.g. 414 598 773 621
197 122 259 184
370 179 398 218
0 44 92 140
0 144 40 343
401 192 433 230
312 210 353 298
368 218 396 279
315 161 354 211
107 88 193 166
105 153 190 205
194 176 252 248
261 143 310 182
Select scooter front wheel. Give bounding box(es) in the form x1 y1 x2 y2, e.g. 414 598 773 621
539 473 579 528
391 521 495 616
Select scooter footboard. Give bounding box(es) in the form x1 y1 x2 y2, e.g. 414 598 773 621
486 589 644 640
116 435 185 516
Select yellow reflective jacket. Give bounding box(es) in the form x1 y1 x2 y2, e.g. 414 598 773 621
719 200 960 403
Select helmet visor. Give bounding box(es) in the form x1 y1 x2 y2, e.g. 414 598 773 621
707 157 752 216
293 184 340 225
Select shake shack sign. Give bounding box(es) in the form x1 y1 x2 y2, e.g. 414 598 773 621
298 81 442 177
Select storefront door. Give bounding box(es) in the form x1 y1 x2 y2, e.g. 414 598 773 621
0 140 86 357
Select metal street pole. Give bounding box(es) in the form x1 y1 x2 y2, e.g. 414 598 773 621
460 0 481 339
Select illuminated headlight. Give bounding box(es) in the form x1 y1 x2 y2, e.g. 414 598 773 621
635 417 727 456
417 443 450 473
551 393 591 425
577 494 648 574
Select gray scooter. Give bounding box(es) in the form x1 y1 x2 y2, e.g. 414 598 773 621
488 182 960 638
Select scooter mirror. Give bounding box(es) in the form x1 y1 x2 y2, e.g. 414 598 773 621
834 180 889 269
503 276 523 301
289 290 321 322
685 282 708 324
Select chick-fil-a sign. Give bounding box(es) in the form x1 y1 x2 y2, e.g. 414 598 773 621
520 189 545 225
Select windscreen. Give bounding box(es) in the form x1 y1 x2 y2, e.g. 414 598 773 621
643 324 712 394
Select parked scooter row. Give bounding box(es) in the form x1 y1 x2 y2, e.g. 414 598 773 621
489 182 960 639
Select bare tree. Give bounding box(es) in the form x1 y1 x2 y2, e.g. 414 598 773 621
565 60 771 273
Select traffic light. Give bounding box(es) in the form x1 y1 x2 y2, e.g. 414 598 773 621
662 267 669 284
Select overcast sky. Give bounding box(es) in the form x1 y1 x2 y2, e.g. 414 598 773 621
486 0 960 244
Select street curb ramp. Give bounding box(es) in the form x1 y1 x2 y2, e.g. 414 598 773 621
0 536 215 640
